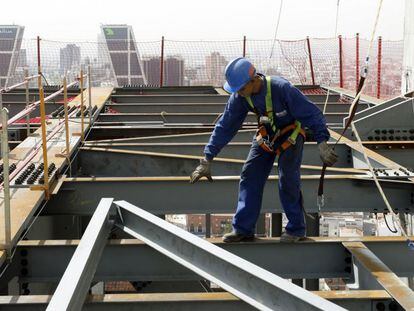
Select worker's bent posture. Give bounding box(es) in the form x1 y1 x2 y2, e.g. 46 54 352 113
190 58 338 243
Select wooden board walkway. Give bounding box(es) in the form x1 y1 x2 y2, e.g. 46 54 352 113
0 87 113 265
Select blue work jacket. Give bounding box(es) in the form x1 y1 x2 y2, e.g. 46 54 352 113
204 75 330 160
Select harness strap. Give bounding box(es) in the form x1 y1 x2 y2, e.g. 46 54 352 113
246 76 276 132
246 76 303 151
265 76 277 132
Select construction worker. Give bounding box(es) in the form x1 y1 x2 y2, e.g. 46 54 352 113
190 57 337 242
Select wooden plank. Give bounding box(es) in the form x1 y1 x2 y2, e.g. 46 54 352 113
86 129 256 144
342 241 414 310
15 236 414 247
0 290 392 305
62 174 373 183
0 87 113 255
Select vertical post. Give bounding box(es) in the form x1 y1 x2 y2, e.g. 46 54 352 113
38 86 50 199
242 35 247 57
377 36 382 99
80 69 85 142
24 69 30 137
338 35 343 88
88 65 92 125
36 36 50 199
0 93 2 156
356 33 360 91
306 37 315 85
271 213 282 237
256 214 266 236
63 76 70 156
160 36 165 87
205 214 211 238
127 28 131 85
37 36 41 88
305 213 320 290
2 108 11 258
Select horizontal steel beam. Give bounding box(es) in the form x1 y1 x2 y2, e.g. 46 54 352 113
44 176 414 215
88 129 256 143
88 126 240 140
82 140 414 168
114 200 342 310
76 147 360 177
80 142 353 167
0 291 399 311
96 112 347 124
97 113 259 124
111 94 229 104
12 237 414 284
104 102 370 114
113 85 220 95
109 93 342 104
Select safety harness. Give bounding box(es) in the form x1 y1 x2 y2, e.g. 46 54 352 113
245 76 305 156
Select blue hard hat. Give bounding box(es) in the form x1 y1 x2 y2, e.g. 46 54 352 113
223 57 256 93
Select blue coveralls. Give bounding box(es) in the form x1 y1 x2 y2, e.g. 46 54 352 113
204 75 330 237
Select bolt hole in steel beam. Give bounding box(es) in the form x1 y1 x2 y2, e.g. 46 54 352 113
46 198 114 311
114 200 345 311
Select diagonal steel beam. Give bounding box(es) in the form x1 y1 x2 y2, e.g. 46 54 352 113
114 200 345 311
46 198 114 311
343 241 414 311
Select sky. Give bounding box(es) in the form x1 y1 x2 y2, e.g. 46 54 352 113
1 0 406 42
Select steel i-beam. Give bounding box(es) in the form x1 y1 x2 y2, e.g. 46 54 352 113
46 198 114 311
114 200 345 311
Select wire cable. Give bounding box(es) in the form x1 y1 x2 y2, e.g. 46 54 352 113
269 0 284 59
384 213 398 234
266 0 284 75
318 0 384 210
351 122 413 249
322 0 341 115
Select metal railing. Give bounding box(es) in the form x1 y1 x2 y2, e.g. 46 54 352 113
0 58 93 258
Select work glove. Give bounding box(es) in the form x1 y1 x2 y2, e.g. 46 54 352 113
190 158 213 183
318 141 338 166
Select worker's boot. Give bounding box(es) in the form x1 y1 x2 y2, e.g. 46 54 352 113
222 230 255 243
280 231 305 243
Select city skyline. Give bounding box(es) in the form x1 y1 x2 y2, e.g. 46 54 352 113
1 24 406 99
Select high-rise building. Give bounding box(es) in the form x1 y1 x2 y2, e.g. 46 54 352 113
164 56 184 86
0 25 24 88
205 52 227 86
142 57 161 85
101 25 147 86
60 44 81 75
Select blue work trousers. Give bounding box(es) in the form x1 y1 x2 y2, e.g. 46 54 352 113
232 135 305 237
